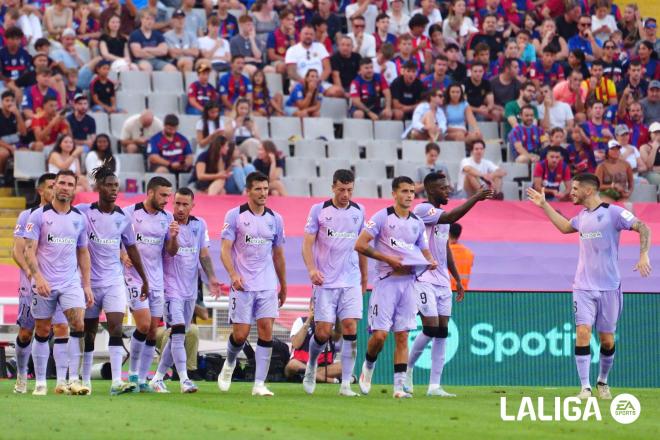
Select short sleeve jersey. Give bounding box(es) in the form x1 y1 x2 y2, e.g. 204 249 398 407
414 202 450 287
164 216 210 300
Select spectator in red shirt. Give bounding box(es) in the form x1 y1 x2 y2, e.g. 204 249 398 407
533 146 572 201
32 96 71 150
186 63 219 115
266 8 298 75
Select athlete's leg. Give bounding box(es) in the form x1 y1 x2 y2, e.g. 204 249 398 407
105 312 127 388
254 317 274 387
63 307 85 382
82 318 99 384
393 331 409 393
129 308 150 379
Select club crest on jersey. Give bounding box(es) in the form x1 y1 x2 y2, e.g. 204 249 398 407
428 207 437 216
14 224 21 234
352 216 359 224
267 223 274 231
597 214 604 222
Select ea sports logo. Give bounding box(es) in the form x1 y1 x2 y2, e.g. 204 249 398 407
408 316 459 368
610 394 641 424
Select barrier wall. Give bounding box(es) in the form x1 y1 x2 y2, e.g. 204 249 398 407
356 291 660 388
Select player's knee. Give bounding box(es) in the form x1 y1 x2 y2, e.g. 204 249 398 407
17 328 32 343
170 325 186 336
422 326 437 338
371 331 387 344
436 326 448 338
35 321 51 338
231 333 247 346
52 323 68 338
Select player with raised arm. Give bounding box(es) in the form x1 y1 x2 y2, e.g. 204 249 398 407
527 173 651 400
301 169 368 397
354 176 437 398
11 173 71 394
150 188 222 394
405 172 492 397
23 170 94 396
218 171 287 397
76 163 150 395
122 177 179 392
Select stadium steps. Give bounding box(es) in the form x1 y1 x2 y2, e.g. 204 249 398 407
0 194 24 266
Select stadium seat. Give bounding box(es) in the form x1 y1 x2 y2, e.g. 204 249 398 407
401 140 427 161
439 141 467 163
144 172 176 190
303 117 335 140
320 98 349 123
629 184 658 203
270 138 291 157
374 120 404 140
484 140 504 163
13 151 46 191
110 113 129 138
270 117 302 138
147 93 180 114
445 161 461 186
107 134 120 155
502 181 520 200
190 8 208 28
116 154 146 173
500 162 530 181
117 172 145 192
177 115 199 139
285 157 317 177
353 178 379 198
343 119 374 141
365 140 398 163
253 116 270 138
178 172 192 189
265 72 284 96
319 158 352 177
327 140 360 160
310 177 332 197
152 71 184 94
354 159 387 180
478 121 500 140
395 160 421 179
75 45 91 64
90 112 110 135
378 178 393 196
282 177 310 196
119 71 151 92
117 92 147 114
293 139 326 158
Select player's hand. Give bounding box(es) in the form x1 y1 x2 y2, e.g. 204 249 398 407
427 259 438 271
474 187 494 201
208 276 223 298
83 286 94 308
455 282 465 302
168 221 179 239
386 255 404 270
278 286 287 307
33 273 51 297
308 268 324 286
526 187 547 207
230 273 244 291
633 254 652 277
140 282 149 301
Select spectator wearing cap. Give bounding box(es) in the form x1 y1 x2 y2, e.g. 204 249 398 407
617 60 649 102
346 0 378 34
639 122 660 185
229 15 263 77
615 124 645 183
348 57 393 120
595 139 634 203
44 0 73 40
390 60 425 120
266 9 298 75
533 146 572 201
120 110 164 153
22 67 62 121
640 80 660 125
348 15 377 58
386 0 410 36
100 0 138 40
0 27 32 98
147 114 194 174
616 99 649 148
164 9 200 73
129 10 178 73
330 36 362 98
90 60 120 113
197 15 232 73
186 64 219 115
51 28 101 90
218 56 253 111
0 90 26 174
67 94 96 152
635 17 660 55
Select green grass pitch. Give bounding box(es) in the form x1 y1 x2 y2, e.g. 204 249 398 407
1 381 658 439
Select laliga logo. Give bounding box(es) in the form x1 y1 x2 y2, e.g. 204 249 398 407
407 316 459 367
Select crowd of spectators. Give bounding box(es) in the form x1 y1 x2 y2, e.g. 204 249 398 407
0 0 658 202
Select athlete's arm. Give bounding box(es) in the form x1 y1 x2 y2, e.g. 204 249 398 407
165 221 180 256
125 244 149 299
24 238 50 296
12 237 31 277
438 188 493 224
632 220 652 277
273 246 287 307
199 247 222 297
359 253 368 293
354 230 403 269
421 248 438 271
526 187 576 234
302 232 324 285
221 238 243 291
76 246 94 308
447 242 465 302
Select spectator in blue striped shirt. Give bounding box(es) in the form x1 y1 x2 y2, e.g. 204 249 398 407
508 105 546 164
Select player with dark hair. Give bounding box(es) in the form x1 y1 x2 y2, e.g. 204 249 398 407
23 170 93 396
11 173 71 394
218 171 287 396
301 169 367 396
527 173 651 400
150 188 221 393
122 176 180 392
76 162 149 395
405 172 492 396
355 176 437 398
